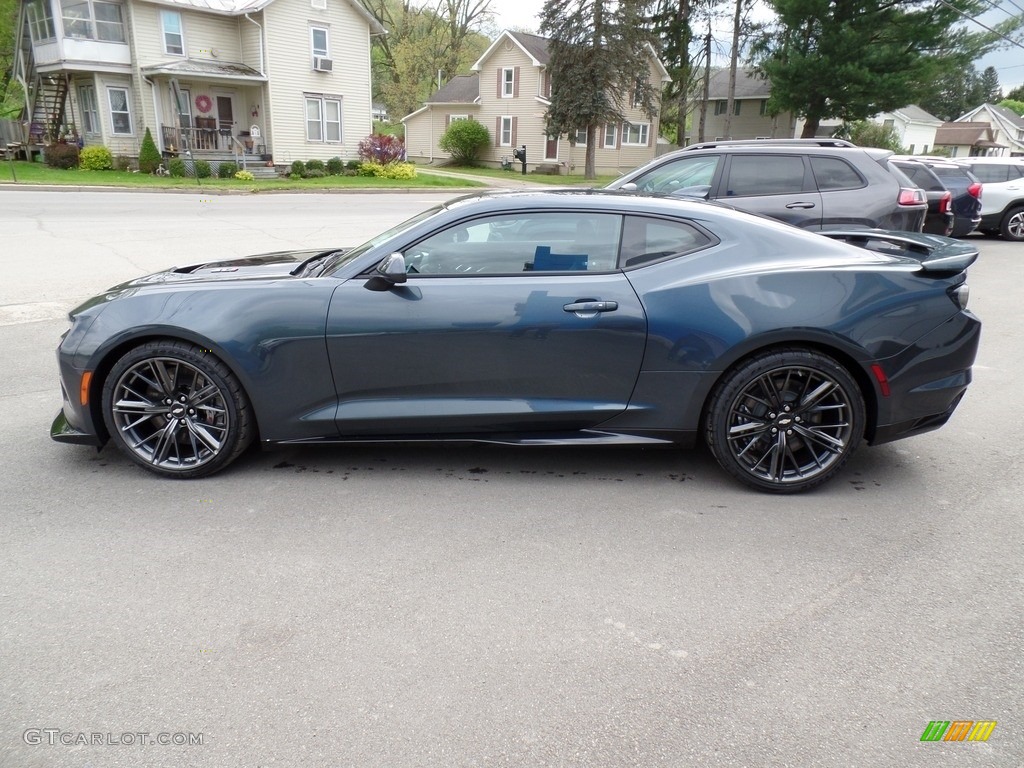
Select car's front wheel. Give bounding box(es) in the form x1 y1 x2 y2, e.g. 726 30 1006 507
705 349 865 493
102 340 254 478
1000 205 1024 241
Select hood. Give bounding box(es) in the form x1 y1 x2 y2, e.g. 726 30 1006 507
119 248 345 288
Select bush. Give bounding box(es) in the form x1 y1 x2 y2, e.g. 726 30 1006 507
114 154 133 171
326 157 343 175
290 160 306 177
305 159 325 172
438 120 490 165
235 170 254 181
841 121 904 152
346 159 361 171
79 145 113 171
168 158 187 177
45 143 79 169
138 127 161 174
303 169 327 178
358 161 416 179
357 134 405 164
194 160 212 178
218 161 238 178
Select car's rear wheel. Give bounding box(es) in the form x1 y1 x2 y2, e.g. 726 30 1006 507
1000 205 1024 241
705 349 865 493
102 341 254 478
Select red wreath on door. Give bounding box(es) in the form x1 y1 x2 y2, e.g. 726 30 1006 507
195 94 212 113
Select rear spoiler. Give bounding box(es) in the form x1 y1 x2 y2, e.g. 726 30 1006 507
819 230 979 274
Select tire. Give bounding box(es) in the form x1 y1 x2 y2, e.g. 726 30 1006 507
705 348 865 493
999 205 1024 242
102 340 254 478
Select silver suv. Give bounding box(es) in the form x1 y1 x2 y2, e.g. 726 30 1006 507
951 157 1024 241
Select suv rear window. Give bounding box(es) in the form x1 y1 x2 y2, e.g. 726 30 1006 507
810 156 864 190
724 155 806 196
966 164 1014 183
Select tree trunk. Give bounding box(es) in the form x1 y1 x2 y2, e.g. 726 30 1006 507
675 0 692 147
585 124 597 179
723 0 743 139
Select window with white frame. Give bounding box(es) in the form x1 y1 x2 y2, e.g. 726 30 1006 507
107 86 132 134
61 0 125 41
27 1 56 41
604 124 617 148
78 85 98 133
161 10 183 55
501 68 514 98
574 128 587 146
305 95 342 142
500 116 513 146
449 114 468 122
311 26 329 58
621 122 649 146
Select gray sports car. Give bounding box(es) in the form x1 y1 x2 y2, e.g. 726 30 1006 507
51 191 980 492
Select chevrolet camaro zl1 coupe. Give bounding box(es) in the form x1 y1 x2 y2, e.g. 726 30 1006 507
52 191 980 492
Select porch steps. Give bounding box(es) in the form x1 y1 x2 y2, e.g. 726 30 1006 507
179 152 280 179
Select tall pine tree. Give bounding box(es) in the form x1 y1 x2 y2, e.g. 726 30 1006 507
541 0 657 179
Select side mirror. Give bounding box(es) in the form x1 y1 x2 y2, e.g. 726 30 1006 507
364 252 408 291
619 182 638 192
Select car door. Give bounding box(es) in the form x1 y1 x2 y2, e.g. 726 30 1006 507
718 153 823 228
324 210 647 436
619 153 723 199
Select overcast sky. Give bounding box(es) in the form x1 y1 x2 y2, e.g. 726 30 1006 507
483 0 1024 92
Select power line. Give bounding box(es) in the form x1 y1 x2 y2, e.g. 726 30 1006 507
936 0 1024 52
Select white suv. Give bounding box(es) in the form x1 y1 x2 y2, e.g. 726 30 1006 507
951 157 1024 241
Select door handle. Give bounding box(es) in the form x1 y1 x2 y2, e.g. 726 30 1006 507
563 300 618 313
785 202 816 209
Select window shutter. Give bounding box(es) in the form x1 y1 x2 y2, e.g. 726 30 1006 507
497 68 502 98
511 116 517 147
513 66 520 98
543 71 550 98
445 114 451 129
496 116 501 146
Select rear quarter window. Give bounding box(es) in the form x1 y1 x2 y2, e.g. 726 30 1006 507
966 164 1010 183
620 216 715 268
809 156 865 191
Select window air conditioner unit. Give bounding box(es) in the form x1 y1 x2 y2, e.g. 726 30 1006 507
313 57 333 72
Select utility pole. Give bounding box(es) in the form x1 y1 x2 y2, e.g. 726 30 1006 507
698 30 711 142
723 0 742 139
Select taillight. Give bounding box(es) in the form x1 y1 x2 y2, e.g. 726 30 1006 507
898 187 925 205
939 191 951 214
967 182 982 199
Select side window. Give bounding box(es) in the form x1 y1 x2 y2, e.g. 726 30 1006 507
405 213 622 275
725 155 806 196
896 164 941 192
620 216 713 268
968 164 1009 183
810 156 865 191
630 155 720 195
1009 164 1024 180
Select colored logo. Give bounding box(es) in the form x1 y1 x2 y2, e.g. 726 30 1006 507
920 721 996 742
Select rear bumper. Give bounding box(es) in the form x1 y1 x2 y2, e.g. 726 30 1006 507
869 311 980 445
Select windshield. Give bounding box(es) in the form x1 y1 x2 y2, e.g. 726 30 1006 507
323 205 444 274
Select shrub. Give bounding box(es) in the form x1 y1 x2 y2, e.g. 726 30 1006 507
305 159 325 172
194 159 212 178
235 170 255 181
290 160 306 177
438 120 490 165
114 154 133 171
357 134 405 164
303 169 327 178
45 143 79 169
79 145 113 171
326 157 343 175
346 159 361 171
138 127 161 173
218 161 238 178
168 158 187 177
358 161 416 179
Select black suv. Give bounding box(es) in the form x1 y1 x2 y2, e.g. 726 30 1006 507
892 156 983 237
607 139 927 233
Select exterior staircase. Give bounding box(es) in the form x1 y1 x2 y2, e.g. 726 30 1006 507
185 151 280 179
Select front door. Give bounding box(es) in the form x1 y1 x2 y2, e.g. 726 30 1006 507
545 135 559 161
324 210 647 436
215 95 235 148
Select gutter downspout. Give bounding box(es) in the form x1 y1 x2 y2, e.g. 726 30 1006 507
244 14 265 76
143 75 162 151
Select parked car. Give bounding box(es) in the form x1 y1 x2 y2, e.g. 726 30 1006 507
891 159 954 236
950 157 1024 241
892 156 983 237
51 191 980 493
606 139 927 232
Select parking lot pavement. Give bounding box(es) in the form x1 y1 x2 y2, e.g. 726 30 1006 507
1 191 1022 767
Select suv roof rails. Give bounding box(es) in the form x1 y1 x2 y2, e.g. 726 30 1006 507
679 138 858 151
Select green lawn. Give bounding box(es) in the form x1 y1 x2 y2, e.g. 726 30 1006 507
430 165 622 186
0 161 484 190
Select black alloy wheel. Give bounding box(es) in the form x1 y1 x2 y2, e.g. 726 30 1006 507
102 341 254 478
706 348 865 493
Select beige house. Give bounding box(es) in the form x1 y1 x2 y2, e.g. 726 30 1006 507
956 103 1024 156
403 30 671 175
13 0 383 169
703 67 797 141
933 122 1005 158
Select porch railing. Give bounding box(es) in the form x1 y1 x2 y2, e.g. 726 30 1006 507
160 125 235 153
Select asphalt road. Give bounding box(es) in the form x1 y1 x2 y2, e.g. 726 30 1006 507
1 189 1022 768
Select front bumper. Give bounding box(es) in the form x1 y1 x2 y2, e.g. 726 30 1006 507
51 409 103 446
